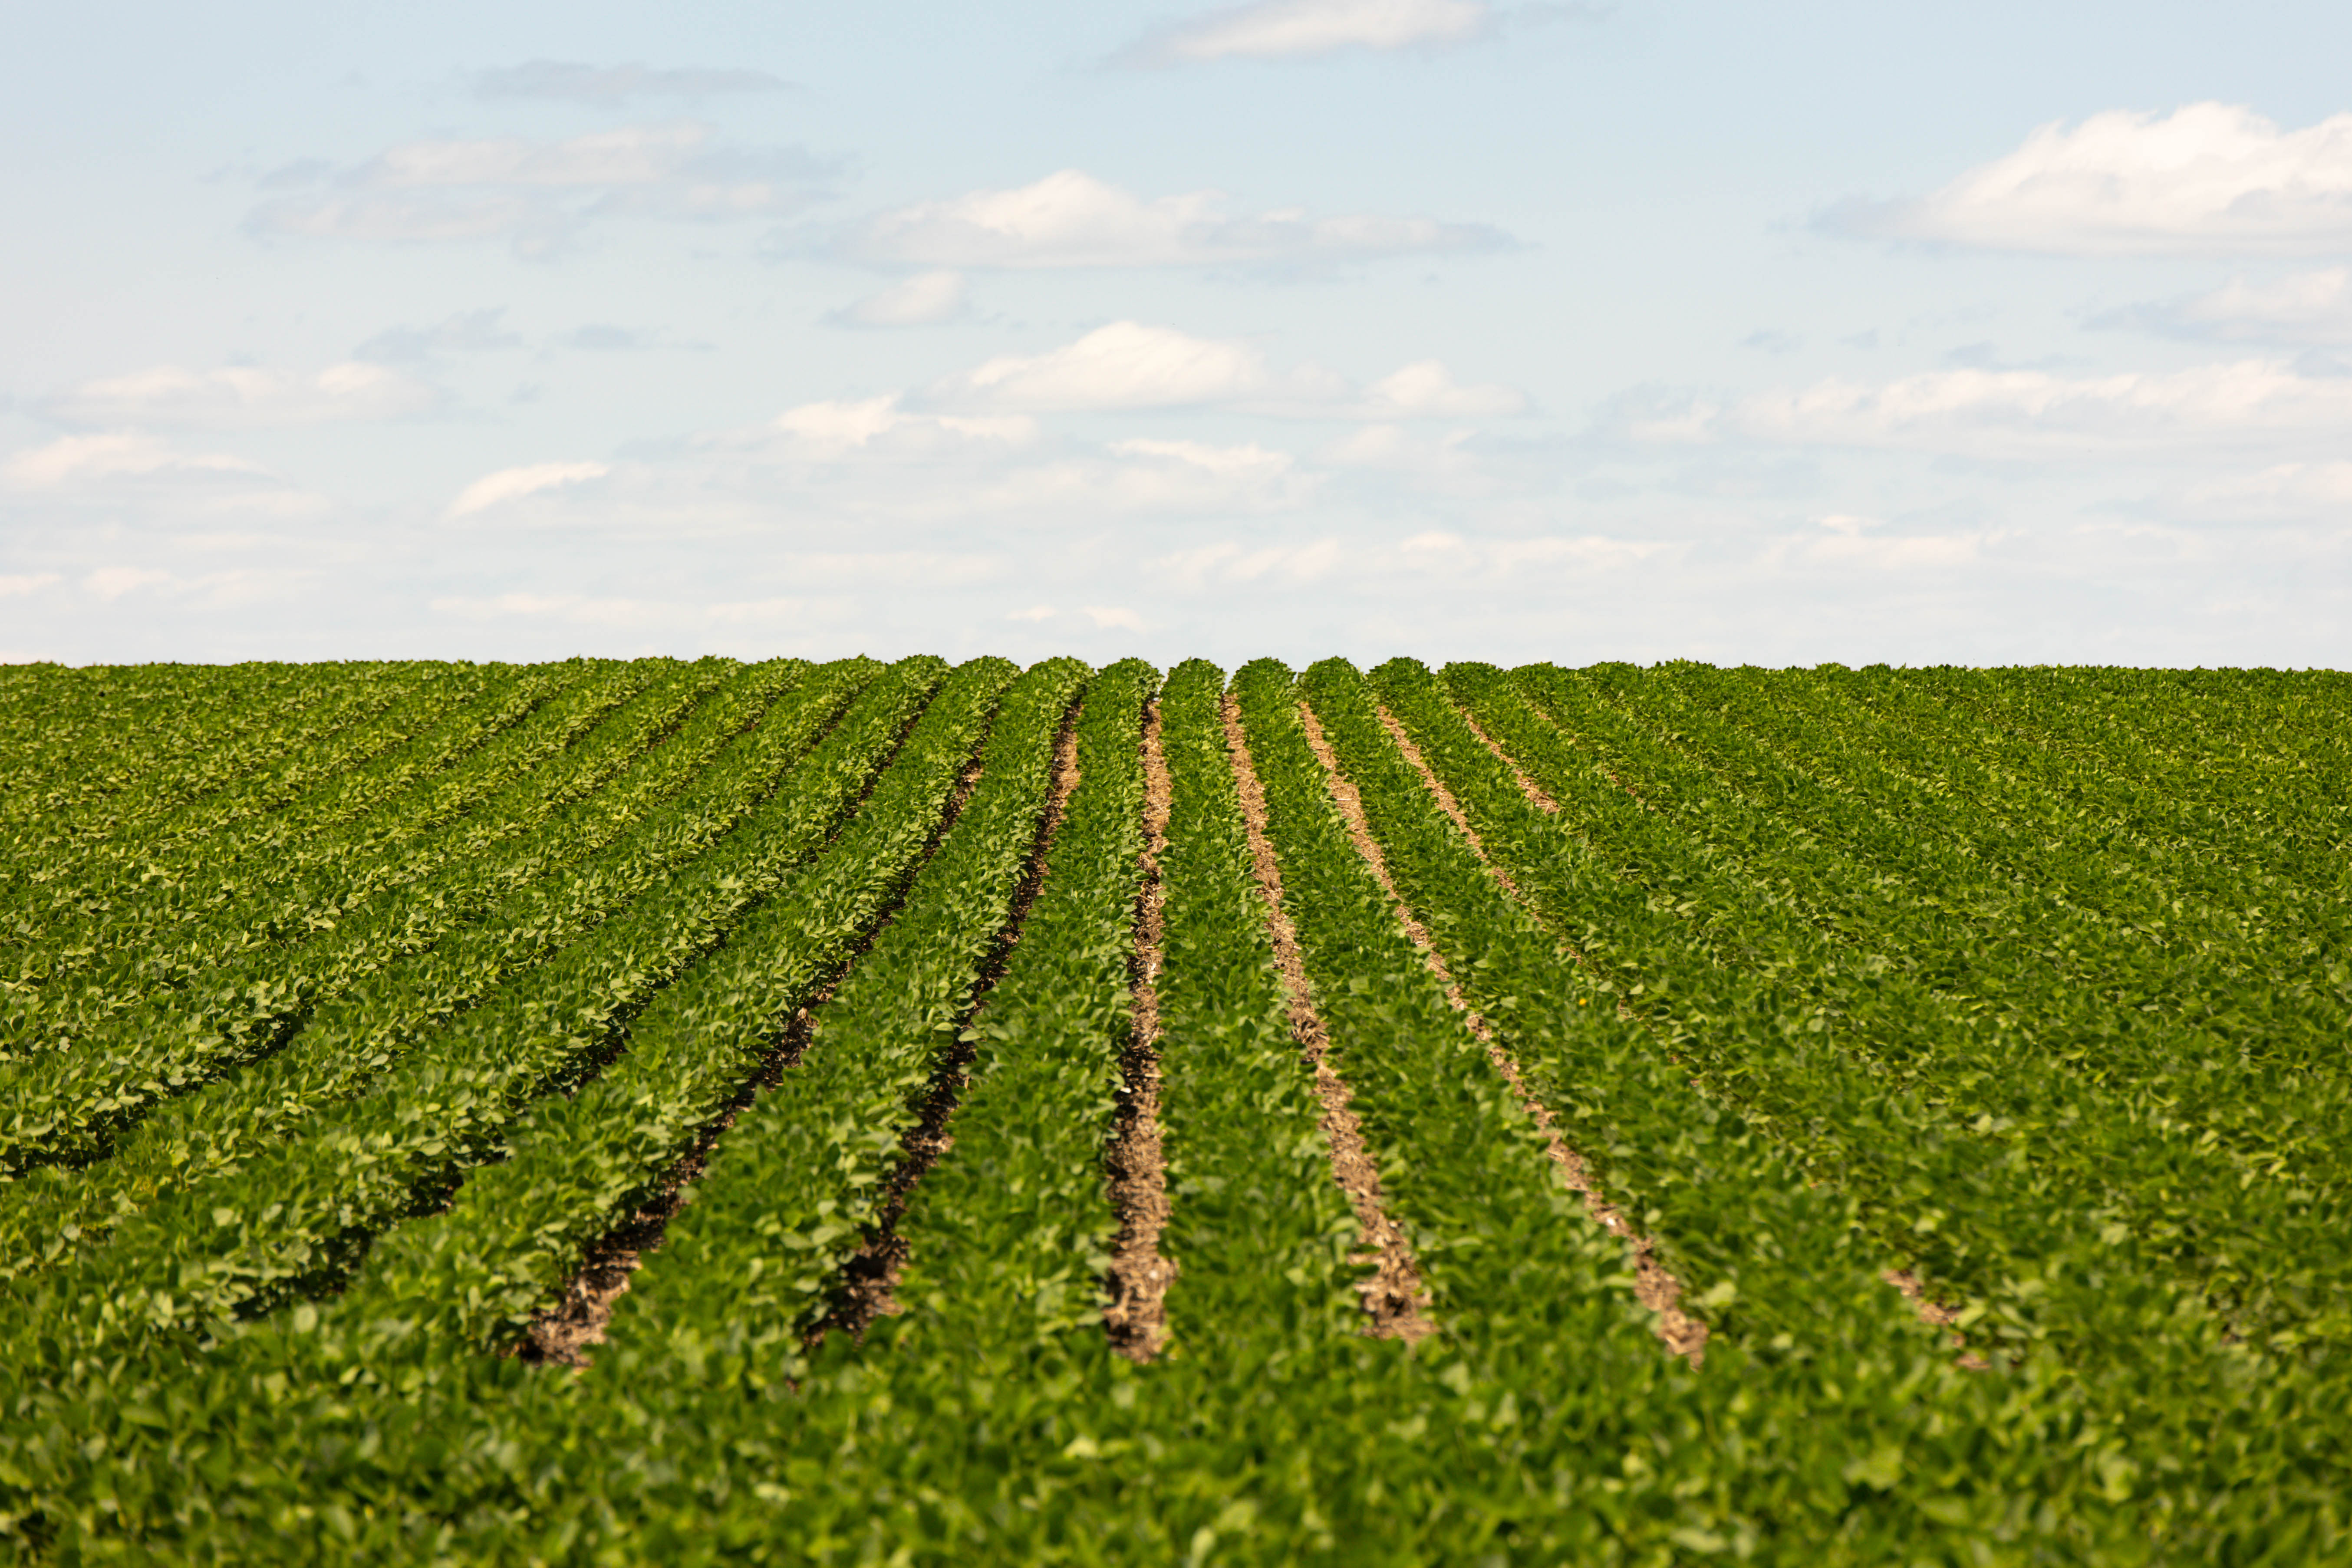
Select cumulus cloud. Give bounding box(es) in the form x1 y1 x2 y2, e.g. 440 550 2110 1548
86 567 173 601
1724 360 2352 458
2095 267 2352 346
769 395 1037 456
1356 359 1524 417
248 122 833 257
1156 527 1661 589
4 432 273 487
2171 459 2352 521
924 321 1515 419
1122 0 1494 64
834 168 1505 270
447 461 612 518
1763 514 1997 573
1322 422 1479 476
40 363 439 430
978 438 1318 516
0 573 63 597
929 322 1286 411
471 61 791 104
1599 361 2352 461
1833 102 2352 256
830 270 970 327
430 590 807 629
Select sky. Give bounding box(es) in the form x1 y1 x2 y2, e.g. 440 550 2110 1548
4 0 2351 669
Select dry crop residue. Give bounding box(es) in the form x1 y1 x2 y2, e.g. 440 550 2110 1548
1221 694 1434 1343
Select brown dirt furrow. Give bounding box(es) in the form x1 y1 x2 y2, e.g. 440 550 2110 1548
1102 700 1177 1361
1456 702 1563 815
807 706 1084 1349
514 719 999 1367
1299 700 1706 1363
1220 693 1435 1344
1884 1268 1993 1369
1375 702 1525 902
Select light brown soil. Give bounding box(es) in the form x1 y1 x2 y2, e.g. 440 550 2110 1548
1456 704 1562 814
1884 1269 1992 1369
1102 701 1178 1361
1305 700 1706 1364
1221 694 1436 1344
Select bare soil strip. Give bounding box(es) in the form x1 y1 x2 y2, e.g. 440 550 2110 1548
1457 705 1564 814
1305 702 1706 1363
1450 690 1986 1364
805 710 1084 1349
515 720 997 1367
1220 695 1435 1344
1102 702 1178 1361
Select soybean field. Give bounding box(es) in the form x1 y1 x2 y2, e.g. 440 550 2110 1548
1 655 2347 1564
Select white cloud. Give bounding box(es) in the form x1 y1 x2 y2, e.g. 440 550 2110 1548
0 573 63 597
471 61 791 104
926 322 1509 420
447 461 612 517
3 432 274 487
1125 0 1494 63
1084 605 1145 631
1156 538 1348 585
1841 103 2352 256
1357 359 1525 417
1008 604 1057 621
770 395 1037 456
1323 422 1479 475
837 169 1504 270
2173 460 2352 521
86 567 172 601
1764 514 1995 572
932 322 1279 411
430 591 806 629
1717 360 2352 459
1394 529 1670 574
981 438 1317 516
2098 267 2352 346
1106 437 1299 481
831 270 970 328
1153 528 1664 588
41 363 439 431
248 123 832 256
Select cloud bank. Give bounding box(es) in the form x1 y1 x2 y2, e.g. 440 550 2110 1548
1122 0 1496 64
836 169 1506 270
41 363 440 430
248 123 833 256
831 271 971 327
1835 103 2352 256
2098 267 2352 346
1710 359 2352 458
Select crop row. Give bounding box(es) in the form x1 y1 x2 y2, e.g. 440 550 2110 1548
0 657 2343 1563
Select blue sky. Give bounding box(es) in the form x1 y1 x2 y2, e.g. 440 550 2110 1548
5 0 2350 667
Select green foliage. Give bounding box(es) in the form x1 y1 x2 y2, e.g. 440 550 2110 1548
0 655 2345 1563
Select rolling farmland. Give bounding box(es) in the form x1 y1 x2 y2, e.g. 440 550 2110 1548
1 653 2347 1564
